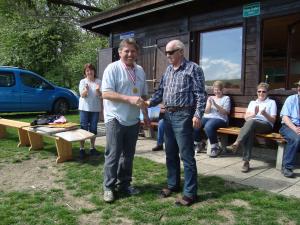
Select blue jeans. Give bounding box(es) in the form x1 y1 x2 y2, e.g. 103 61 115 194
194 118 227 144
280 124 300 169
157 119 165 145
80 110 99 134
103 119 140 191
164 109 197 198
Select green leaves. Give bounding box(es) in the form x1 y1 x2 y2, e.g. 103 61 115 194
0 0 117 89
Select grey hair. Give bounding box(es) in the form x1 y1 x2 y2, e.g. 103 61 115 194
172 40 185 50
118 38 139 52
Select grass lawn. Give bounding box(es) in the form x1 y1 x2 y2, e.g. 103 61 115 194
0 112 300 225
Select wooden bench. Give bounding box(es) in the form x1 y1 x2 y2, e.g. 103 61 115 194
0 118 94 163
213 107 285 170
0 118 31 147
23 125 95 163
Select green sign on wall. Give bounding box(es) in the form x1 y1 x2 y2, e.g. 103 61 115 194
243 2 260 18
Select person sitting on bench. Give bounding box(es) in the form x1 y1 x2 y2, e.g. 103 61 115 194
230 82 277 173
279 80 300 178
194 80 231 157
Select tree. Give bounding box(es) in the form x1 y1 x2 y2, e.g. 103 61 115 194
0 0 119 90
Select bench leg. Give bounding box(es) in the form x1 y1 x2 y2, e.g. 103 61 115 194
144 128 154 138
0 125 6 138
276 142 285 170
219 134 228 153
27 131 44 150
55 138 72 163
17 128 30 147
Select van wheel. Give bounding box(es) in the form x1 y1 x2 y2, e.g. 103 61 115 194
53 99 69 114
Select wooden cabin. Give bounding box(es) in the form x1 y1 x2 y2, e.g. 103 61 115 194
81 0 300 111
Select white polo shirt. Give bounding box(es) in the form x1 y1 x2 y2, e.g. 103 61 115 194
101 60 148 126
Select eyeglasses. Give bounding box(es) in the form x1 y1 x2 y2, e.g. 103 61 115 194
257 90 266 93
165 48 180 55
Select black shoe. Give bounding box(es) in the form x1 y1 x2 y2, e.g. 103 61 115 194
152 145 163 151
282 167 294 178
89 148 100 156
79 149 86 160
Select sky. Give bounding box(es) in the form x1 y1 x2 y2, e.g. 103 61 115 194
199 27 243 81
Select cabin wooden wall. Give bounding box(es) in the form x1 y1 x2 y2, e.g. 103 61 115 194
99 0 300 111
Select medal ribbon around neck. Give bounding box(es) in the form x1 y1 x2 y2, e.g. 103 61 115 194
123 63 136 86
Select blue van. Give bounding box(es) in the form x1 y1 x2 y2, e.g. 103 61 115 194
0 66 78 114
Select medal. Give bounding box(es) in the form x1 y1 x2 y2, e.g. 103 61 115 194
123 63 139 95
133 87 138 93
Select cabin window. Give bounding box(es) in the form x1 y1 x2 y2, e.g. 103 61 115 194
199 27 243 90
262 14 300 91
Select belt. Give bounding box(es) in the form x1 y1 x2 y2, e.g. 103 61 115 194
165 106 194 112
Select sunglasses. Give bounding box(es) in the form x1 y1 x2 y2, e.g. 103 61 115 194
165 48 180 55
257 90 266 93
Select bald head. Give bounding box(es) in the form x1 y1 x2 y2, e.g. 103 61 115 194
166 40 185 51
165 40 185 68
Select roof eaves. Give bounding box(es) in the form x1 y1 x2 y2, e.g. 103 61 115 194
80 0 166 27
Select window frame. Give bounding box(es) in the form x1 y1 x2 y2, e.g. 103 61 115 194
194 24 245 96
260 13 300 96
0 72 16 87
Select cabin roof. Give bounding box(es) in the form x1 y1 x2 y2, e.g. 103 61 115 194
80 0 249 36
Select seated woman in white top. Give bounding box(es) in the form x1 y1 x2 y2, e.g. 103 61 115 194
230 82 277 173
194 80 231 157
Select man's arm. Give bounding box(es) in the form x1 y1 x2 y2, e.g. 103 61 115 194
102 91 146 108
192 66 206 119
148 76 164 107
282 115 300 135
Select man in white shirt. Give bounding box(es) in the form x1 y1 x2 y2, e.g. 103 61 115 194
101 38 149 202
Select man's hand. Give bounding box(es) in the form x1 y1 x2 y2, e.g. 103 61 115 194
128 96 147 109
192 116 201 129
294 127 300 135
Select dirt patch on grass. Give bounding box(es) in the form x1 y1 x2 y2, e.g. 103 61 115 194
218 209 235 225
230 199 251 209
0 158 61 191
0 157 100 222
278 217 296 225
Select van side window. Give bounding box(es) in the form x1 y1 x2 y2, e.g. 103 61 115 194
20 72 52 89
0 72 15 87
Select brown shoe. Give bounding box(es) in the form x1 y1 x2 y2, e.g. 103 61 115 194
159 187 179 198
175 195 197 206
229 142 239 153
241 161 250 173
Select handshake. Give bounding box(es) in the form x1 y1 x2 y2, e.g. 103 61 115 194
129 96 149 110
129 96 151 127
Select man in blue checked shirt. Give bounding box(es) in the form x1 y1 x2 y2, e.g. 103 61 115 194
280 80 300 178
147 40 206 206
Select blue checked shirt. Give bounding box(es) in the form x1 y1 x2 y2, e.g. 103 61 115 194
149 58 206 118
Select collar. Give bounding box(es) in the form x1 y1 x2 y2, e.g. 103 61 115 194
256 97 269 103
171 58 187 71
